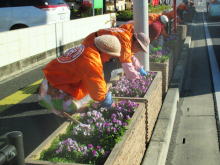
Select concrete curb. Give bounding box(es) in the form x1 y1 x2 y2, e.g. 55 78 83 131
141 13 197 165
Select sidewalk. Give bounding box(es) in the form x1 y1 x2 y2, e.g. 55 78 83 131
166 11 220 165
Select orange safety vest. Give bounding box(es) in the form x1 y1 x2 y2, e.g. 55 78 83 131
148 13 167 37
82 28 133 63
119 20 134 33
162 10 183 23
43 43 107 102
178 3 189 12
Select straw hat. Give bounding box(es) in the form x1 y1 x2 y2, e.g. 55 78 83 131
94 35 121 57
134 32 150 53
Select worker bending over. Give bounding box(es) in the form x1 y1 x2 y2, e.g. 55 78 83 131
82 28 150 81
38 35 121 117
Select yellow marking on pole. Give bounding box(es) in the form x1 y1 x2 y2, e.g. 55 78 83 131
0 79 44 113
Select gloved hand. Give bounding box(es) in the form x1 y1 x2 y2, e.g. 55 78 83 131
139 68 148 76
100 92 114 108
152 47 158 53
157 46 162 50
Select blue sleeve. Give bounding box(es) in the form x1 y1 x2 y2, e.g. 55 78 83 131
99 92 113 108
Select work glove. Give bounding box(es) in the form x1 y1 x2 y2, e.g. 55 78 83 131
100 92 114 108
139 68 148 76
157 46 162 50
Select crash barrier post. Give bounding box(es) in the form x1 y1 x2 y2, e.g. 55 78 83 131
0 131 25 165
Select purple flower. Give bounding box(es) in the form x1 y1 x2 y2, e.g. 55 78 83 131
122 122 127 126
113 127 118 133
97 146 102 151
88 144 93 149
111 113 117 119
104 151 109 157
92 150 97 157
126 115 130 120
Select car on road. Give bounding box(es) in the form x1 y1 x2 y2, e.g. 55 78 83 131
207 0 220 20
0 0 70 32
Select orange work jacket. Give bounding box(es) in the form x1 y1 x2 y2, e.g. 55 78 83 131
119 20 134 33
162 10 183 23
43 43 107 102
82 28 133 63
178 3 189 12
148 13 167 37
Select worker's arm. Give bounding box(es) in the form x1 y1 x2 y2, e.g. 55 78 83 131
161 25 167 37
131 55 148 76
82 66 114 108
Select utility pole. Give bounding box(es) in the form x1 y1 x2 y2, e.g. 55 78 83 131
174 0 177 33
133 0 149 70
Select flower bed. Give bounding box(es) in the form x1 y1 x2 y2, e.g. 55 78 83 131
162 36 180 70
163 34 179 46
108 71 162 142
25 100 146 165
149 47 173 97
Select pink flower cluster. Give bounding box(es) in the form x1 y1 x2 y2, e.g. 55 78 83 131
109 72 156 97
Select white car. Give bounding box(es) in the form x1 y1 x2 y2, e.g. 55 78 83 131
0 0 70 32
207 0 220 20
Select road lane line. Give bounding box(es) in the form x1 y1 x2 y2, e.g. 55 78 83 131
203 12 220 125
0 78 43 113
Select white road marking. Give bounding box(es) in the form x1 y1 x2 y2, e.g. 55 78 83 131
203 12 220 126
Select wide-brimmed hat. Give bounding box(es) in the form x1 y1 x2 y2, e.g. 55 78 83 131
94 35 121 57
134 32 150 53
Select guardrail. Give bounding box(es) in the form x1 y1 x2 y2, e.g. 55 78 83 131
0 131 25 165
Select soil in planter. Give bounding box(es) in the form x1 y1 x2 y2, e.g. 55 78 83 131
39 100 139 164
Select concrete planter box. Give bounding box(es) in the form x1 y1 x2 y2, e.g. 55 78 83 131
150 51 174 97
25 102 146 165
163 40 180 70
173 24 187 41
107 71 162 143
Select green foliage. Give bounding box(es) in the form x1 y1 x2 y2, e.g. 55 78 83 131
116 4 172 19
116 11 133 19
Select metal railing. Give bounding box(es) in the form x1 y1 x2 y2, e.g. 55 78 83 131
0 131 25 165
165 19 174 35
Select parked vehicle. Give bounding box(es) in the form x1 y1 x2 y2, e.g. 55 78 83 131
207 0 220 20
0 0 70 32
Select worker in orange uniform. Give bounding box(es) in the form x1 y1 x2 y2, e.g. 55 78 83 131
177 2 189 21
119 20 162 42
82 28 150 81
38 35 121 117
148 13 169 37
162 10 183 23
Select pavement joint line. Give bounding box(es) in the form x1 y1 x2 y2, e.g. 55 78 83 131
202 12 220 127
0 78 43 114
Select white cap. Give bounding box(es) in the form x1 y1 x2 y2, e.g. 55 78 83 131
160 15 169 24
